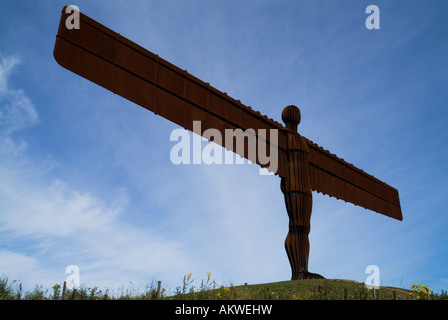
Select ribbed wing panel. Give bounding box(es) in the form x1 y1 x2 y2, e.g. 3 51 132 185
306 138 402 220
53 7 285 174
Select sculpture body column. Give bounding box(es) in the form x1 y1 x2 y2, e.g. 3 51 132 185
281 105 324 280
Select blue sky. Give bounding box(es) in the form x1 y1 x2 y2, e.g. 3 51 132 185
1 0 447 295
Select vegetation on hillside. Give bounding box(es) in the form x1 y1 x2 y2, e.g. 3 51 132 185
1 273 446 300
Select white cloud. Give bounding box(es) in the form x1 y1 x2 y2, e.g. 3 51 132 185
0 88 38 135
4 149 186 275
0 52 194 292
1 177 119 237
0 55 20 94
0 250 40 275
1 151 194 291
0 250 52 290
0 55 38 156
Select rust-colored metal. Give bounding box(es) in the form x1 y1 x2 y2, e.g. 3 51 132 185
53 7 282 170
53 7 402 280
280 106 325 279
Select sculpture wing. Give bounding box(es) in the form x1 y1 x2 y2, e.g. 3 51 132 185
53 7 402 220
53 7 285 174
305 138 402 220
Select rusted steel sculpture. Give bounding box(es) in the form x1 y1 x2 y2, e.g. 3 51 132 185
53 7 402 280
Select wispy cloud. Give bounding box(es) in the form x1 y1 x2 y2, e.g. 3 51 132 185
0 55 38 156
0 53 194 291
1 165 193 289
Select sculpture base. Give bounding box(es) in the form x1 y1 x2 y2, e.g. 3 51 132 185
291 272 325 280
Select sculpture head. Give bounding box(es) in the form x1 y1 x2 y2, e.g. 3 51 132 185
282 105 301 132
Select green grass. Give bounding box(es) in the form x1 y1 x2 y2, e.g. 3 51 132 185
1 275 447 300
169 279 445 300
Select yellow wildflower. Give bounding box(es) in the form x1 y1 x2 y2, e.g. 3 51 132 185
409 282 433 300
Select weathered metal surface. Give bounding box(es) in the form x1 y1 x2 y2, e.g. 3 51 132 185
306 140 402 220
53 7 282 172
54 7 402 280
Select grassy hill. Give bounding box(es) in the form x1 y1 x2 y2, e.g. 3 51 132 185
1 275 446 300
169 279 416 300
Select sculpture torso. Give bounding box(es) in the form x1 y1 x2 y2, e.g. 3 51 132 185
281 127 313 229
283 132 312 193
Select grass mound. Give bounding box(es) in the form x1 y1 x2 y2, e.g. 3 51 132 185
1 275 446 300
171 279 413 300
